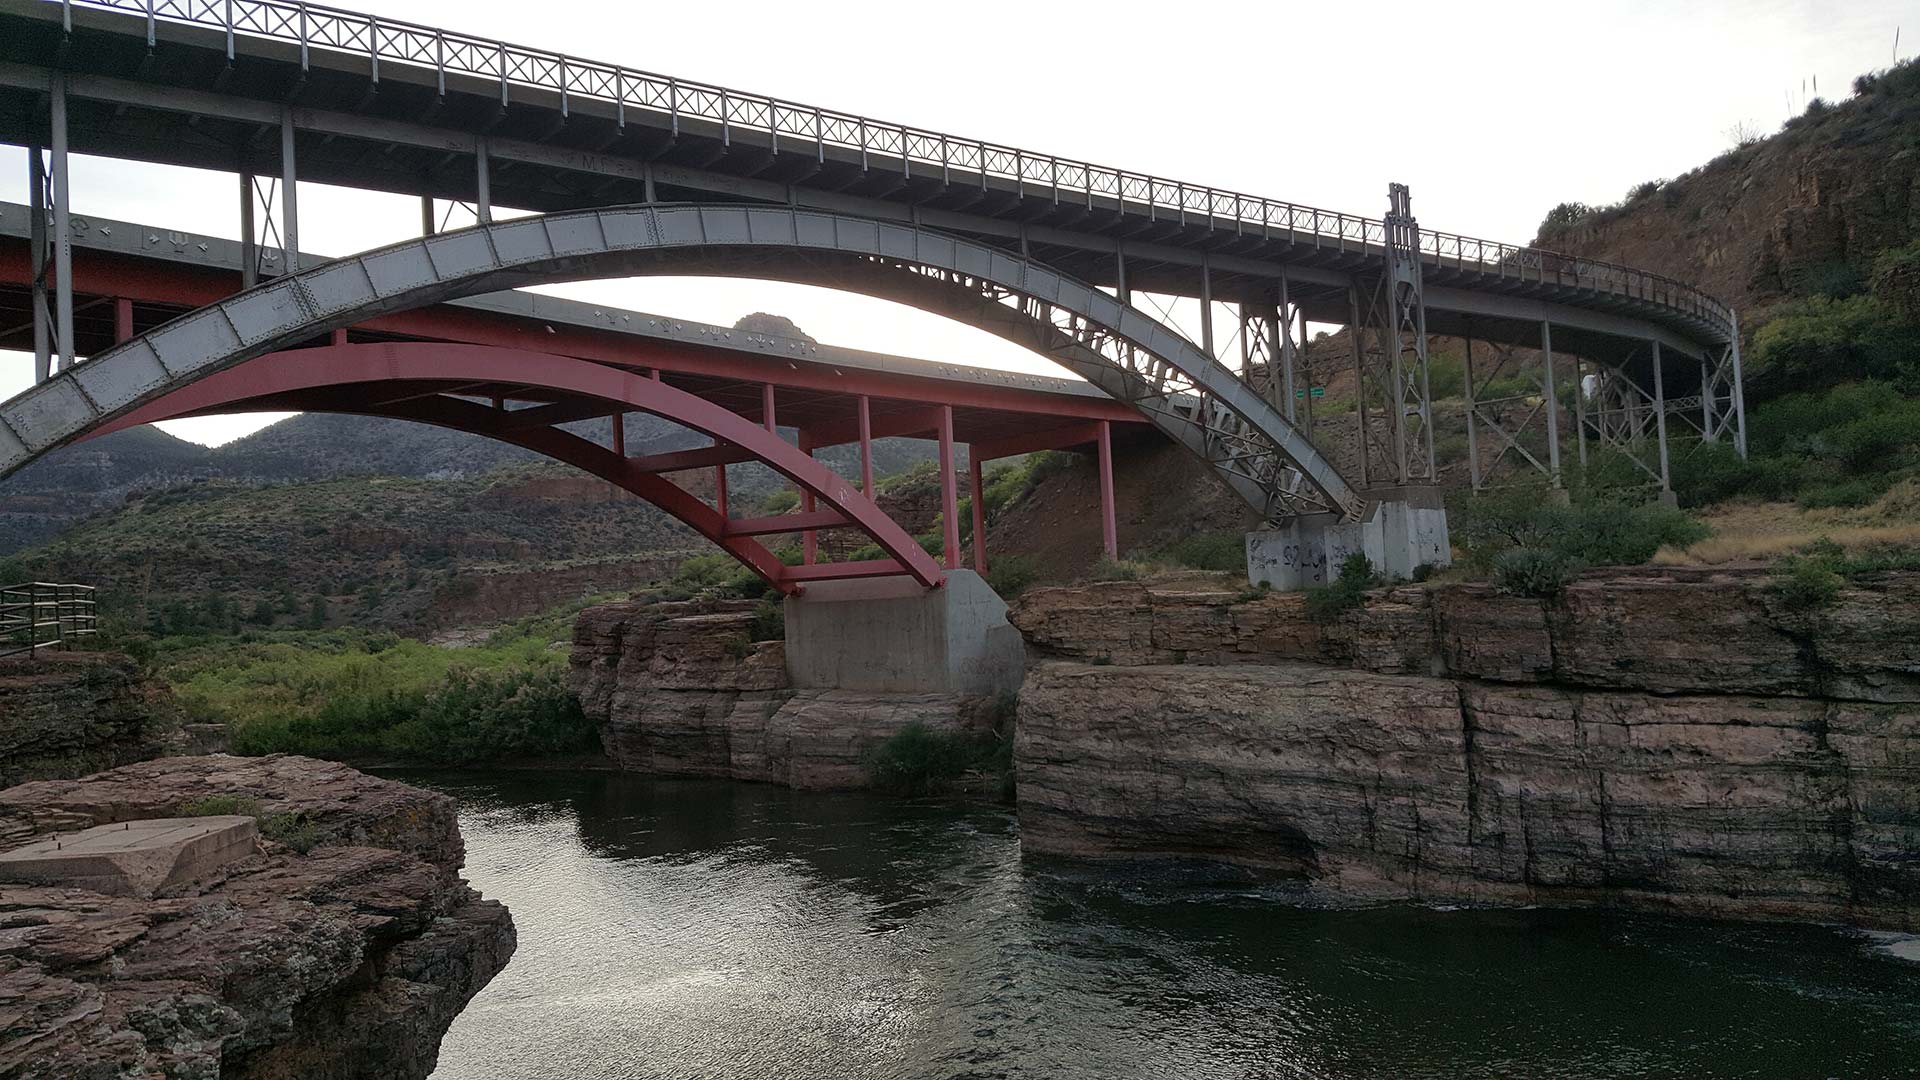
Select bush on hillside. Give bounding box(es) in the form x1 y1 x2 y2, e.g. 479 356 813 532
1451 486 1708 574
1747 297 1920 398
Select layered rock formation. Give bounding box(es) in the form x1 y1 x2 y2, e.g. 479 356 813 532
0 653 172 788
1011 569 1920 928
571 596 988 788
0 755 513 1078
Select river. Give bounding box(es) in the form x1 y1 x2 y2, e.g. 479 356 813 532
408 770 1920 1079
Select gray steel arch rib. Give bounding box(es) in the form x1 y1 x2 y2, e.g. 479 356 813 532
0 204 1364 522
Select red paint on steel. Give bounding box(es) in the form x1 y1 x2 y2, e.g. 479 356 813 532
113 298 133 344
89 343 945 588
938 405 960 571
969 457 987 576
857 395 874 496
1097 420 1118 560
970 421 1104 463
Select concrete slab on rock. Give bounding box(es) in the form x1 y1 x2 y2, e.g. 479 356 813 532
0 814 258 896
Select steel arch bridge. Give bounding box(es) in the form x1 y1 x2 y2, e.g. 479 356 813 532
0 0 1746 587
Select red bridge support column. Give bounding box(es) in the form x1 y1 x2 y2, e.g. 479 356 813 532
1097 420 1118 561
969 457 987 576
938 405 960 571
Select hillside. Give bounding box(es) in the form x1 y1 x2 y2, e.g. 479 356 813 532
1533 61 1920 322
0 462 703 634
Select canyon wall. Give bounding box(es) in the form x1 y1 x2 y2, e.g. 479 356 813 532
1010 569 1920 929
570 596 991 789
0 754 514 1079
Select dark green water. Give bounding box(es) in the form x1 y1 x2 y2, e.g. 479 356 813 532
411 770 1920 1079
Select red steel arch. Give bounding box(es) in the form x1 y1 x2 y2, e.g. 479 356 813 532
94 341 947 593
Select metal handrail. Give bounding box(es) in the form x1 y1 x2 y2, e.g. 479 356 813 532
46 0 1733 336
0 582 97 658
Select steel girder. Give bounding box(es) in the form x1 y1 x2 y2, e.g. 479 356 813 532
1460 336 1561 491
86 341 947 592
0 203 1365 523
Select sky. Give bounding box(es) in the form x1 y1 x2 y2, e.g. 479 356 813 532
0 0 1911 444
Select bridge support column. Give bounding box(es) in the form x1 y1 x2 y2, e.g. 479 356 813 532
938 406 960 570
50 74 73 373
279 109 300 272
1245 487 1449 590
1096 420 1118 560
783 570 1024 695
968 457 987 575
26 144 49 384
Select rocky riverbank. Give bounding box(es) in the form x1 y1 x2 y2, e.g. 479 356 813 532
0 754 514 1078
1010 569 1920 929
570 596 993 789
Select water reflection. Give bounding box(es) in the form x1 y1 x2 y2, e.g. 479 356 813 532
412 770 1920 1080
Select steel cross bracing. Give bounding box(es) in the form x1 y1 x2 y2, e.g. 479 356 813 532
1460 336 1560 491
1350 183 1435 487
23 0 1735 338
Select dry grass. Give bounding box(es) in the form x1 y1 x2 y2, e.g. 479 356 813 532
1654 479 1920 565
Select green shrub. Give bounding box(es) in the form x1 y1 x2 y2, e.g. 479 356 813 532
985 555 1041 598
1798 476 1892 510
862 722 1006 798
1452 486 1707 573
1748 298 1920 399
1160 531 1245 572
260 810 321 854
1492 548 1581 598
1771 541 1847 611
748 597 785 642
1091 558 1144 582
759 490 800 516
1303 553 1377 624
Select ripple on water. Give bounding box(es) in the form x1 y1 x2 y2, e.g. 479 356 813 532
404 771 1920 1080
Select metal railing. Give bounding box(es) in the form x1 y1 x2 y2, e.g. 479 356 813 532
0 582 97 658
46 0 1733 336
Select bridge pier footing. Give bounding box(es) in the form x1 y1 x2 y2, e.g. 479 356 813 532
782 570 1026 695
1245 487 1450 590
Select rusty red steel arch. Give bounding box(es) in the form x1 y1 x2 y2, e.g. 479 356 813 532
92 341 946 593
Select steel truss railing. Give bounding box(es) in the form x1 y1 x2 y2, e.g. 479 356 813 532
47 0 1732 338
0 581 96 658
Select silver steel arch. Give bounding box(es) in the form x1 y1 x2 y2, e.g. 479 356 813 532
0 203 1364 521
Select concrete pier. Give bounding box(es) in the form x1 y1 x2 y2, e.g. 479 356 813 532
1245 487 1450 589
782 569 1025 695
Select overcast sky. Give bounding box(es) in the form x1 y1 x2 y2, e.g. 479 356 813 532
1 0 1910 443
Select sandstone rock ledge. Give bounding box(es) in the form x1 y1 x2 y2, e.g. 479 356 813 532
571 597 992 789
0 755 514 1079
1012 570 1920 930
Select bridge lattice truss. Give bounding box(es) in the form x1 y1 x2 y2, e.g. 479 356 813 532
0 0 1748 586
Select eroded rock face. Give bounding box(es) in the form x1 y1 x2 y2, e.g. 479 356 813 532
0 653 171 788
571 596 987 789
1011 570 1920 929
0 755 513 1079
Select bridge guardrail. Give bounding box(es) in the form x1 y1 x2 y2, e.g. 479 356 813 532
47 0 1733 337
0 582 98 658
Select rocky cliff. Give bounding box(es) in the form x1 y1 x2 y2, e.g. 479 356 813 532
570 596 987 788
1010 570 1920 929
0 755 513 1079
0 653 173 788
1533 65 1920 318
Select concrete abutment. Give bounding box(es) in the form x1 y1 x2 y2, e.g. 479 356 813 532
1245 487 1450 589
782 569 1026 695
